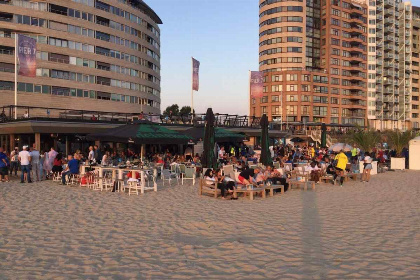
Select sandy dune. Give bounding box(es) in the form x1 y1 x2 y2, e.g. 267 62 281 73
0 171 419 279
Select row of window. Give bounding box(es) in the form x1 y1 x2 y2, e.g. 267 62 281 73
36 52 160 96
259 36 303 46
260 16 303 27
258 95 365 105
259 57 303 66
259 6 303 18
258 105 364 117
14 14 160 62
0 81 160 109
91 0 160 36
259 47 302 56
259 0 303 8
259 26 303 37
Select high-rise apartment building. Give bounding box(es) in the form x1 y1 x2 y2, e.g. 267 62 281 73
256 0 368 127
0 0 161 114
411 6 420 129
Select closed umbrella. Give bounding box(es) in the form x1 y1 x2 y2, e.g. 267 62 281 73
329 143 353 152
321 123 327 148
260 114 272 166
202 108 217 169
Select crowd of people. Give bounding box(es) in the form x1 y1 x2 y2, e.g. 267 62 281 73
0 141 404 197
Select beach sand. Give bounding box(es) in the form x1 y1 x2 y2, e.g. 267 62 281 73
0 171 419 279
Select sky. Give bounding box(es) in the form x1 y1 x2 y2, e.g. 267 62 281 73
147 0 420 115
147 0 259 115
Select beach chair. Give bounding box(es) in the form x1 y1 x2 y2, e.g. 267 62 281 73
161 169 178 186
178 164 186 178
222 165 233 176
126 180 143 196
182 167 196 185
199 178 220 198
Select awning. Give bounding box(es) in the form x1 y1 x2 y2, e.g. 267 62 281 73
182 127 245 143
87 121 190 145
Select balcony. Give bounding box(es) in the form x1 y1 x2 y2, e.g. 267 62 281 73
384 0 393 8
384 18 394 25
384 26 394 34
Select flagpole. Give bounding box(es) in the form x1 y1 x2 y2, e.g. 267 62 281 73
14 33 18 120
191 57 194 123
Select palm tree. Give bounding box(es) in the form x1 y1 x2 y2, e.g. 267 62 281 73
346 129 381 152
385 130 415 157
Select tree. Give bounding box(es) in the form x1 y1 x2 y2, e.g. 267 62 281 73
163 104 179 116
346 129 381 153
385 130 415 157
180 106 194 116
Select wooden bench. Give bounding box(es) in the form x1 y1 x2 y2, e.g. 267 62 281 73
343 172 362 181
199 179 221 198
289 179 316 190
265 185 284 196
233 186 266 200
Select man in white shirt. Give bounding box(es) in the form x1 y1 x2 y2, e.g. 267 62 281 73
88 146 95 163
18 145 32 183
30 145 41 182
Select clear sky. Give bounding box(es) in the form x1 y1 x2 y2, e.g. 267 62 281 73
146 0 259 115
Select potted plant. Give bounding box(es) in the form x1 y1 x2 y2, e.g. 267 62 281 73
347 129 381 174
386 130 414 170
347 129 381 153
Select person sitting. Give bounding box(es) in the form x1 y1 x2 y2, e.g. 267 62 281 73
264 165 289 191
237 168 259 187
306 162 321 183
61 155 79 185
214 169 235 199
52 153 64 173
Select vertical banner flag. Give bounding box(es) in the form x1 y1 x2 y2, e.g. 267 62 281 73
17 34 37 77
192 57 200 91
250 71 263 98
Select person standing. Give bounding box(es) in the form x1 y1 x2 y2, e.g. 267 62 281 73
94 145 102 164
88 146 95 163
18 146 32 183
362 152 373 183
0 147 10 182
10 147 19 177
30 145 41 182
333 150 348 187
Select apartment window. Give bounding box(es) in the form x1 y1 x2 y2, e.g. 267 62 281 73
272 75 282 82
331 78 340 85
287 37 303 43
286 95 298 102
272 106 281 115
302 95 311 102
313 96 328 103
413 105 419 110
261 96 268 103
286 74 298 81
301 106 310 115
286 105 297 115
331 18 340 26
331 68 339 75
313 106 328 116
272 95 279 102
286 85 297 92
302 85 310 92
331 97 339 104
261 106 267 114
302 74 311 81
271 85 283 92
331 58 339 65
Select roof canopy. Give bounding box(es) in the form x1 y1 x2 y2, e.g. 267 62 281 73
87 121 190 145
182 127 245 143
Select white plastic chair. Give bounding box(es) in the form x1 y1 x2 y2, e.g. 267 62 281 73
161 169 178 186
182 167 196 185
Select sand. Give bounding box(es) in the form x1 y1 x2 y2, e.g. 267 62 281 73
0 171 419 279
